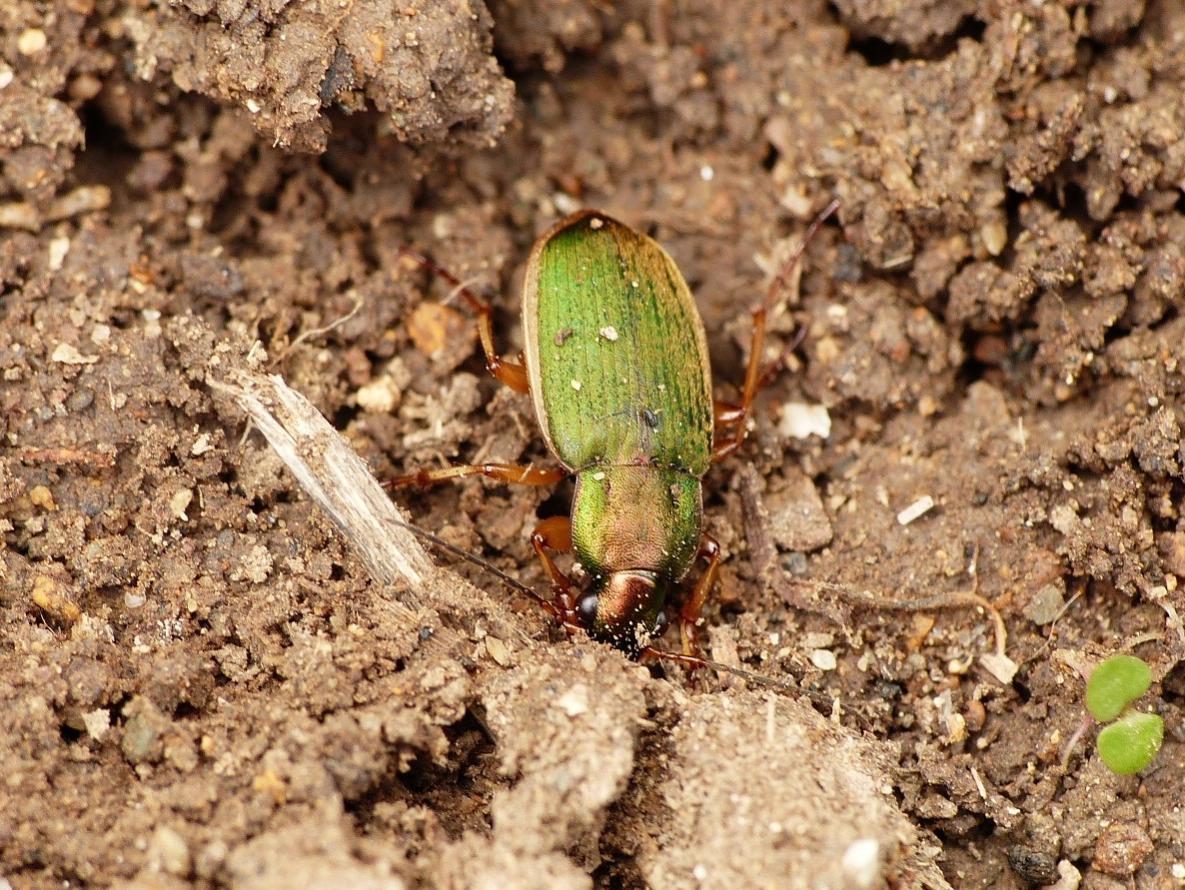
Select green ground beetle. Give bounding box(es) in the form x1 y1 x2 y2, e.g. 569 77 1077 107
394 203 838 661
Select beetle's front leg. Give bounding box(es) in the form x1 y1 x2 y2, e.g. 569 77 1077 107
679 534 722 657
531 516 582 631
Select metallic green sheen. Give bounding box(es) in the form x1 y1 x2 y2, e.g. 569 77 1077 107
569 467 702 581
522 212 714 476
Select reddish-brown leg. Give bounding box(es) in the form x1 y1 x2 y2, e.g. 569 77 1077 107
389 463 566 489
712 200 839 462
531 516 582 630
639 645 713 670
679 535 722 657
398 247 530 393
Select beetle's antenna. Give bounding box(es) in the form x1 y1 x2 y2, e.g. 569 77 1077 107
385 516 804 694
641 645 799 692
383 516 553 611
762 198 841 317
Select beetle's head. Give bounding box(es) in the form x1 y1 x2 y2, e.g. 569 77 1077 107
577 570 669 656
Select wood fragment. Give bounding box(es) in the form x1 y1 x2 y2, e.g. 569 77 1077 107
209 370 433 591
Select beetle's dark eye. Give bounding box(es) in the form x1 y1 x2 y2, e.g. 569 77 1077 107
577 592 599 627
652 610 669 637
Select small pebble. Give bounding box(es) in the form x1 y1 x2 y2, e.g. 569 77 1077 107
556 683 589 717
779 402 831 440
979 652 1018 685
599 325 619 341
964 699 986 733
47 236 70 271
808 649 837 671
841 838 881 889
981 219 1008 256
68 73 103 101
356 376 400 413
148 825 192 877
1051 859 1081 890
121 705 164 764
29 485 55 510
1007 847 1058 885
896 495 935 526
51 343 98 365
31 576 79 624
1024 583 1065 625
66 387 94 411
17 28 47 55
169 489 193 521
484 636 510 667
1093 822 1153 877
82 708 110 742
780 551 808 575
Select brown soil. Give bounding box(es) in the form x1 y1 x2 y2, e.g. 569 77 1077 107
3 1 1184 888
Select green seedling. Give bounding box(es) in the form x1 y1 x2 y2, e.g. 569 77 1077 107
1085 654 1151 721
1086 654 1163 775
1097 713 1164 776
393 203 838 662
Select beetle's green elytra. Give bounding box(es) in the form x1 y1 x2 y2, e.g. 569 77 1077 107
522 211 714 476
394 203 839 659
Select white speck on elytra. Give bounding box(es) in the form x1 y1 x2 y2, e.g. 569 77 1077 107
631 280 639 288
571 379 582 391
593 471 606 480
589 217 604 230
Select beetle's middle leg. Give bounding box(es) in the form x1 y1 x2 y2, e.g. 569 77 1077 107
679 534 722 657
389 463 567 489
398 247 530 393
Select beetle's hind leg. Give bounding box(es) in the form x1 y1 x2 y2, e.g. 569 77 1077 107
398 247 530 393
388 462 566 489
